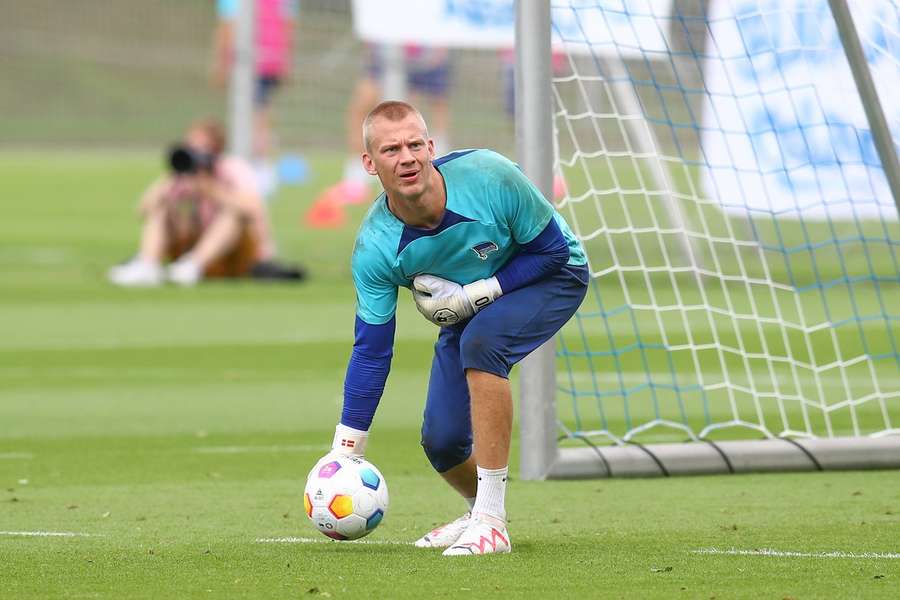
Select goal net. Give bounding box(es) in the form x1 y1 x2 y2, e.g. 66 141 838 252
542 0 900 477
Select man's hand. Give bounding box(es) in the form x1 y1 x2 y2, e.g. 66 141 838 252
412 274 503 326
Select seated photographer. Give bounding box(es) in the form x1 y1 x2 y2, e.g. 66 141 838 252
109 119 303 286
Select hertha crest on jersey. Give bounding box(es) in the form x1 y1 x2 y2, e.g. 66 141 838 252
471 241 499 260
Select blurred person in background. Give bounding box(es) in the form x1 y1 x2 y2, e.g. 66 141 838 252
108 119 303 287
499 48 568 201
305 44 452 227
211 0 299 199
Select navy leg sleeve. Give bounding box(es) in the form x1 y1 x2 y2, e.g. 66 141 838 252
421 324 473 473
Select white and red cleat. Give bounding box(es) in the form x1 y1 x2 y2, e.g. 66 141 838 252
442 512 511 556
414 512 470 548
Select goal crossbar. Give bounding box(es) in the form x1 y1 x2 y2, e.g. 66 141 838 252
548 436 900 479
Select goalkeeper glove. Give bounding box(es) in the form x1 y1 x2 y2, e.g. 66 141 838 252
412 274 503 326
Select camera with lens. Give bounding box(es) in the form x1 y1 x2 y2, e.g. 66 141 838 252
168 145 216 175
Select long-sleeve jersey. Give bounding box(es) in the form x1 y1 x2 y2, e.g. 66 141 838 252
341 149 587 430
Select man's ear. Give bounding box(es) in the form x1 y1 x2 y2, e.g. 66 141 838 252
427 138 436 159
362 153 378 176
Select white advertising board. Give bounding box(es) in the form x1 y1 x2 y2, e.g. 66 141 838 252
351 0 672 56
701 0 899 220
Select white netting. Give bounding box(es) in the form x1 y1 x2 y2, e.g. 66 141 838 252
551 0 900 444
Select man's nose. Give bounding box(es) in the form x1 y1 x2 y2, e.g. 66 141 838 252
398 145 415 163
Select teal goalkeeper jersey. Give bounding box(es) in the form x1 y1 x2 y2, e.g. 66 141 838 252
351 149 587 325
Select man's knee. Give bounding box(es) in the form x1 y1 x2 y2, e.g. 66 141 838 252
420 426 471 473
460 327 509 377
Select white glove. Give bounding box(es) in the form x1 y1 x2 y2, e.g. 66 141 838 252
412 274 503 326
311 424 368 475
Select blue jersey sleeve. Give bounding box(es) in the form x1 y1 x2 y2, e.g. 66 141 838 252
282 0 300 18
341 317 395 431
352 238 399 325
495 218 570 293
495 156 556 245
217 0 238 19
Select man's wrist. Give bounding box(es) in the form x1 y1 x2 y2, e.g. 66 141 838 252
332 423 368 455
463 276 503 312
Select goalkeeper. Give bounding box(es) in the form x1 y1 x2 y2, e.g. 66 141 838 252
321 101 587 556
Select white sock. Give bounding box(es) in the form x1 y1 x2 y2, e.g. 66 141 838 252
472 465 508 521
464 496 476 511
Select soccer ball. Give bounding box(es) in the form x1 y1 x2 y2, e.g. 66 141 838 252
304 455 389 540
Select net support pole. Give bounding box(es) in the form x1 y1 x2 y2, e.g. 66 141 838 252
380 44 408 101
228 0 255 159
828 0 900 217
516 0 558 481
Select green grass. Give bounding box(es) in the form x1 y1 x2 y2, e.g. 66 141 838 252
1 153 899 599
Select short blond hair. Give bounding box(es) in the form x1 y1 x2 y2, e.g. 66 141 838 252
362 101 428 151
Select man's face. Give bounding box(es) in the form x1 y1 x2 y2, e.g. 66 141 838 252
184 128 215 155
362 114 435 200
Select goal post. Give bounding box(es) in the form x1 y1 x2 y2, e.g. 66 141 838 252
517 0 900 479
516 0 560 481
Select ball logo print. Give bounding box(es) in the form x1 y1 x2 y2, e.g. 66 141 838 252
304 456 389 541
318 461 341 478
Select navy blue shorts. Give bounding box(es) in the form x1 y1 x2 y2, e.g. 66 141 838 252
255 76 281 107
365 47 451 97
420 264 589 472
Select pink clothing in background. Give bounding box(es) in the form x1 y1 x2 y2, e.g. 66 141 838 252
256 0 294 77
218 0 296 77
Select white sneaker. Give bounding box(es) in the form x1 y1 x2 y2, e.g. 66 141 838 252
442 512 511 556
108 259 164 287
414 512 470 549
167 257 202 286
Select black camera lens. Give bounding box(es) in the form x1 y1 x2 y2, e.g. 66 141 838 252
169 147 197 174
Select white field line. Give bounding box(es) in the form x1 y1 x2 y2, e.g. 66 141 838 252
693 547 900 559
256 536 411 546
0 452 33 460
192 445 327 455
0 531 101 538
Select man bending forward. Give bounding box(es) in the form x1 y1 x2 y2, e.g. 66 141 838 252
318 101 588 556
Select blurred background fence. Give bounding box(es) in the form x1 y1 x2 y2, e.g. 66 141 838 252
0 0 707 155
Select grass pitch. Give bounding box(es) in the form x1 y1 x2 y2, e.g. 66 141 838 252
1 153 898 599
